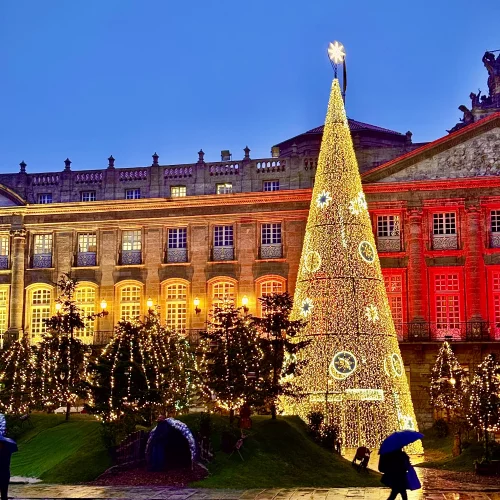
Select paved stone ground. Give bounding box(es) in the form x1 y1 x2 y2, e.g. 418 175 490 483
7 485 500 500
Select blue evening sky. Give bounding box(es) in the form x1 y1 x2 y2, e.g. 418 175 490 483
1 0 499 173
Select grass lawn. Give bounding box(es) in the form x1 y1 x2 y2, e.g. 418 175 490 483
11 413 112 483
416 428 483 472
181 415 382 489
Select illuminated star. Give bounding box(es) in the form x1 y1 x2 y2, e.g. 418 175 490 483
327 41 346 64
301 298 313 317
365 304 380 322
348 192 368 215
316 191 332 209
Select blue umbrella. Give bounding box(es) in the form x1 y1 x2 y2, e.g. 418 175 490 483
379 430 424 455
0 436 17 453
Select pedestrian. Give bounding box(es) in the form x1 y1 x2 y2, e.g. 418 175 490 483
378 447 410 500
0 438 17 500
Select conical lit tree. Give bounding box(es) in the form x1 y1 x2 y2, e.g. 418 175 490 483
282 65 421 451
468 353 500 460
0 335 36 414
429 341 469 422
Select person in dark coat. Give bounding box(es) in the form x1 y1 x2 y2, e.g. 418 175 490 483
378 448 410 500
0 441 15 500
146 415 170 471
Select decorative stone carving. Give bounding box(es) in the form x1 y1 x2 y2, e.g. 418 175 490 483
9 229 26 238
213 246 234 261
166 248 188 263
260 243 283 259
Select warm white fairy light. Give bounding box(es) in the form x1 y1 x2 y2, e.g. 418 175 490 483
281 77 422 453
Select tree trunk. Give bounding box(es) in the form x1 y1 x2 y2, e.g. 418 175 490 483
65 401 71 421
271 402 277 420
229 408 235 424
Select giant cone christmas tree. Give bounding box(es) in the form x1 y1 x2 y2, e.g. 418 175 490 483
283 77 422 452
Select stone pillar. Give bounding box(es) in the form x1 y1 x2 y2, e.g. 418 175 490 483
7 228 26 341
407 208 427 322
464 205 484 321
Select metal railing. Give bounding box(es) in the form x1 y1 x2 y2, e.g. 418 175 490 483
397 321 497 342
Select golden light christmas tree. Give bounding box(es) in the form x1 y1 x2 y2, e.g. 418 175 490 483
282 42 422 452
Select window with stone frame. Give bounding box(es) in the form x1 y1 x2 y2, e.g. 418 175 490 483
491 271 500 340
433 273 461 339
211 281 236 310
125 188 141 200
383 273 404 339
80 191 96 202
376 215 401 251
119 285 142 320
490 210 500 248
170 186 187 198
165 282 187 332
77 233 97 266
167 228 187 263
432 212 458 250
29 288 52 342
213 225 234 261
0 235 9 270
216 183 233 195
263 180 280 192
37 193 53 204
75 286 96 343
121 230 142 265
258 279 284 316
33 234 53 268
0 287 8 349
261 223 283 259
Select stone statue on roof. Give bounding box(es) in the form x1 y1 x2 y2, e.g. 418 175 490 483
482 51 500 97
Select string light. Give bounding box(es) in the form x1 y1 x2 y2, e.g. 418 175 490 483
281 77 422 453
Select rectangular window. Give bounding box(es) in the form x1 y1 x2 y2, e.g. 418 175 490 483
34 234 52 254
0 236 8 270
171 186 187 198
491 272 500 340
120 286 141 320
30 289 51 340
263 180 280 192
125 189 141 200
216 183 233 195
377 215 400 237
491 210 500 233
77 233 97 266
433 213 456 235
80 191 96 202
38 193 52 204
383 274 404 339
214 226 233 247
168 228 187 249
261 223 282 245
122 230 142 251
0 288 8 348
434 273 461 338
165 283 187 332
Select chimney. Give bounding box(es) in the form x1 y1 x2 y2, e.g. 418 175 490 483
64 158 72 171
19 161 27 173
152 152 159 166
108 155 115 169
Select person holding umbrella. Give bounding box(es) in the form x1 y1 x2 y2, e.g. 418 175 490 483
0 414 18 500
378 430 423 500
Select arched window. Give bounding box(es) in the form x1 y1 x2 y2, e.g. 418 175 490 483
257 277 286 316
120 285 142 320
211 281 236 310
29 287 52 342
164 282 187 332
75 285 96 343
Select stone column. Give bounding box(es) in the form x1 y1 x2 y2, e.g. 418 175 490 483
407 208 427 323
7 228 26 341
464 205 484 321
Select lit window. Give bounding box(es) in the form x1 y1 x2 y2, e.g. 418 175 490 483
122 230 141 251
263 180 280 192
30 288 51 341
168 228 187 249
383 274 404 339
165 282 187 332
434 273 461 337
216 183 233 194
38 193 52 204
261 223 282 245
80 191 96 202
211 281 235 309
125 189 141 200
78 233 97 253
0 236 9 256
171 186 187 197
491 272 500 340
0 287 8 348
34 234 52 254
120 285 141 320
214 226 233 247
258 279 284 316
75 286 96 342
433 213 456 235
491 211 500 232
377 215 400 237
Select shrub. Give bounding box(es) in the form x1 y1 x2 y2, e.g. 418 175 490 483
320 424 338 450
433 418 449 438
306 411 324 436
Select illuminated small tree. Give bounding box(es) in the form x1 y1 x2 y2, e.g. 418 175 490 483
0 335 36 414
199 299 262 422
429 341 469 422
468 353 500 461
253 292 309 419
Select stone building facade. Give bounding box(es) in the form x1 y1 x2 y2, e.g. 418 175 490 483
0 57 499 428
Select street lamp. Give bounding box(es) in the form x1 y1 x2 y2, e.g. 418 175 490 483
100 299 107 312
147 297 154 313
242 295 249 314
194 297 201 315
